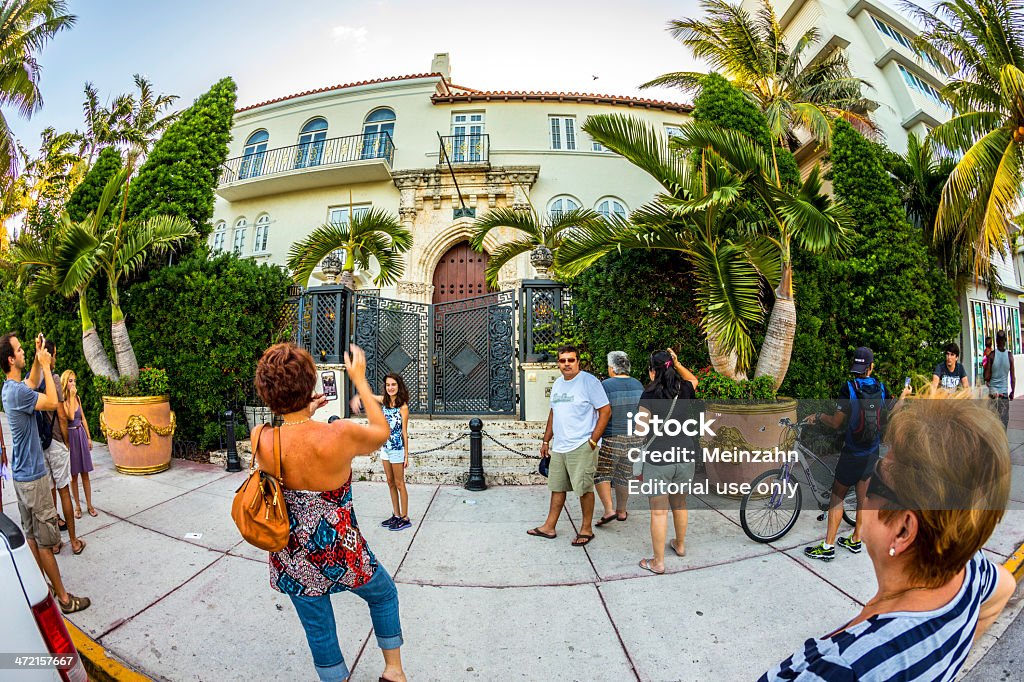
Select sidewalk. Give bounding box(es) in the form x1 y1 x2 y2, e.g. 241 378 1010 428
2 414 1023 681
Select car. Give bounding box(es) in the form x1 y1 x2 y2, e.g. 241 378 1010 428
0 511 88 681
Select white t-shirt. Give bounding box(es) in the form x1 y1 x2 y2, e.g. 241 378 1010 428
549 372 610 452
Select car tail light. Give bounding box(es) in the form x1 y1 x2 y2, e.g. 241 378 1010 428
31 595 88 682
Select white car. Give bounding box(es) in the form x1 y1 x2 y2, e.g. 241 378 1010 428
0 511 87 681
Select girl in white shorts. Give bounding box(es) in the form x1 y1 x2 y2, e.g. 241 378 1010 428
361 373 412 531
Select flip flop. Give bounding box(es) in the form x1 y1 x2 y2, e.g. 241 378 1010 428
88 508 98 517
572 533 594 547
73 509 82 519
58 593 91 614
671 541 686 557
51 541 63 555
595 514 617 527
527 527 556 539
616 512 629 522
72 540 86 555
57 518 67 532
639 558 665 575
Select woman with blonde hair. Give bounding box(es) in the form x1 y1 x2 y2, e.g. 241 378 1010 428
57 370 95 518
761 388 1016 680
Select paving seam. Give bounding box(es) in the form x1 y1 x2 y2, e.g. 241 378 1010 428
91 554 226 642
778 550 866 606
392 484 441 578
82 509 242 555
594 584 642 682
568 504 603 583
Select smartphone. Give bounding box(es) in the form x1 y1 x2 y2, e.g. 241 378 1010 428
904 377 912 389
321 372 338 401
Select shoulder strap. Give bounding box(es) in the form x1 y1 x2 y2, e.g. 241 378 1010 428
272 426 283 479
249 423 269 472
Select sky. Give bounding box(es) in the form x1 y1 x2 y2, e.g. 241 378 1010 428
11 0 705 148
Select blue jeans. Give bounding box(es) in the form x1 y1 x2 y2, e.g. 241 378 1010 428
288 566 403 682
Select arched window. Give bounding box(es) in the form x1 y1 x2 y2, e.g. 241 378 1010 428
296 118 328 168
211 221 227 252
596 197 627 220
240 130 269 179
253 215 270 253
547 195 580 220
233 218 247 255
362 108 395 159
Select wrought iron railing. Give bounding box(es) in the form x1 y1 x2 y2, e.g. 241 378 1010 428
439 133 489 165
219 132 396 185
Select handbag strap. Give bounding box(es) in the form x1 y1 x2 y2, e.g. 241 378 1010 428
249 424 269 473
271 426 283 480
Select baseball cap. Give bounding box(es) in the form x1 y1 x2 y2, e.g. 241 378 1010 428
850 347 873 374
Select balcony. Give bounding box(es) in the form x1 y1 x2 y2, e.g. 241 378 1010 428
439 134 490 166
217 132 395 201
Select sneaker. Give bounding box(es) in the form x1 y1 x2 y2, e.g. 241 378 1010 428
804 543 835 562
390 517 412 531
380 515 398 528
837 536 863 554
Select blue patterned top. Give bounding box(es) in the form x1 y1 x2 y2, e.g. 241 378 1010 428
383 405 404 451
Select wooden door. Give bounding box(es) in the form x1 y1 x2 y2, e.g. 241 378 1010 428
432 241 489 303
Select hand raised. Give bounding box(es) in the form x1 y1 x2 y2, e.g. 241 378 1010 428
344 344 367 380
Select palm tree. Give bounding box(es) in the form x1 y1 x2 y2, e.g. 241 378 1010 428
0 0 76 176
9 166 196 380
643 0 875 149
470 206 606 288
908 0 1024 280
287 207 413 289
559 114 851 386
79 75 178 168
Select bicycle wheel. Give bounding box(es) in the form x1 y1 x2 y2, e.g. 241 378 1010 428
843 487 858 527
740 469 803 543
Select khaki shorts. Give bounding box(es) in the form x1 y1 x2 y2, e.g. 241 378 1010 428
547 441 598 496
43 439 71 490
14 475 61 548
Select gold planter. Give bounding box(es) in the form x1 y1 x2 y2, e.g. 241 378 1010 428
702 398 797 497
100 396 176 475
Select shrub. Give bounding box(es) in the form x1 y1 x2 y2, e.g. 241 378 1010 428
94 367 170 398
123 252 291 448
694 367 777 400
564 249 709 380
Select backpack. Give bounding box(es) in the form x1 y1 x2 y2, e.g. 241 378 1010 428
847 379 885 450
36 410 56 450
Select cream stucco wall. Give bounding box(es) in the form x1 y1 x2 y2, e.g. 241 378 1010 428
212 75 691 299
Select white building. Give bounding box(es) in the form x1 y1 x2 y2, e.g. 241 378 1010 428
211 54 692 304
753 0 1023 389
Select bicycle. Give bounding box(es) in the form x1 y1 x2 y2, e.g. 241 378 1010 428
739 417 860 543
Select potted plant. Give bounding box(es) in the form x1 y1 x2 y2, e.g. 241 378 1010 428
694 368 796 493
94 368 176 475
9 162 195 475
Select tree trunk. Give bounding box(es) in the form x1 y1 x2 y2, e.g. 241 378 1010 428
754 264 796 389
82 327 118 381
707 331 747 381
111 317 140 381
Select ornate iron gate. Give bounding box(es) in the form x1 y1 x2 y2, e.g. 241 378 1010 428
353 293 430 413
432 290 516 414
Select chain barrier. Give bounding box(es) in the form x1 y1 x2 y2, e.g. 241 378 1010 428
409 432 469 456
481 430 540 460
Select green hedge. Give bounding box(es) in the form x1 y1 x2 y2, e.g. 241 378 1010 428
123 252 291 448
565 249 709 380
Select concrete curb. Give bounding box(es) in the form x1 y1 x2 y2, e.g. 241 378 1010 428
66 619 151 682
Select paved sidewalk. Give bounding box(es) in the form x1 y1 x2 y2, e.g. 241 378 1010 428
2 416 1023 681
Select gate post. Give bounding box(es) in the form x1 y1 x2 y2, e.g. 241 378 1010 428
306 284 350 364
519 280 566 420
465 418 487 491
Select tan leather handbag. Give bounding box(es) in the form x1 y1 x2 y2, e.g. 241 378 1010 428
231 424 289 551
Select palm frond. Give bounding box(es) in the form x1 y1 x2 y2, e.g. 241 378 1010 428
471 207 541 251
582 114 687 193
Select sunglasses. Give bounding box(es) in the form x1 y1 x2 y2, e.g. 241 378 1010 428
866 459 904 507
557 358 577 364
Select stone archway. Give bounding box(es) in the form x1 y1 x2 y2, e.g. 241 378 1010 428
431 240 491 303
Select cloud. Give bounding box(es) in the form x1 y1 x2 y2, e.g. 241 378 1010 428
332 25 369 44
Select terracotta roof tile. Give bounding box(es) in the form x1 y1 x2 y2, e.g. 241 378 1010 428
431 89 692 113
236 73 442 113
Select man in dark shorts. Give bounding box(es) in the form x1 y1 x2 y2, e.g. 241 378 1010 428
804 347 905 562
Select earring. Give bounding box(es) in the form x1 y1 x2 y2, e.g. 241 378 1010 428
888 547 896 557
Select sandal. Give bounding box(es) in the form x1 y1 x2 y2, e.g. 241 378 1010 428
572 533 594 547
88 507 98 517
57 517 67 532
72 539 86 555
58 593 91 614
51 541 64 555
595 514 617 527
527 527 556 539
616 512 629 522
639 558 665 575
73 509 82 520
670 540 686 557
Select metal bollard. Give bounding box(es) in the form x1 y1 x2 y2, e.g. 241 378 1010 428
225 410 241 472
465 418 486 491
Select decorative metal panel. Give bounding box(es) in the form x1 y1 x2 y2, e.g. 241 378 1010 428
354 294 430 413
432 290 515 414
